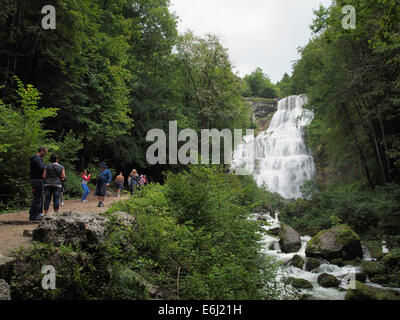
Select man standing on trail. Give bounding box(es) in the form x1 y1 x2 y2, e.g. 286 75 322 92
29 147 48 221
95 162 111 207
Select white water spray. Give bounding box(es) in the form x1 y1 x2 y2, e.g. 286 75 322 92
232 95 316 199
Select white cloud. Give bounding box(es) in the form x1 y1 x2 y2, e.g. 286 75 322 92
170 0 332 82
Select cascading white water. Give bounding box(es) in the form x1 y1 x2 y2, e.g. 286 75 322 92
232 95 316 199
241 96 400 299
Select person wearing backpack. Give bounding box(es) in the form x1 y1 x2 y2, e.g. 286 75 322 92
95 162 111 207
130 169 139 195
42 154 66 215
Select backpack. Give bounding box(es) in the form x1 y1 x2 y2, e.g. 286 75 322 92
45 163 63 184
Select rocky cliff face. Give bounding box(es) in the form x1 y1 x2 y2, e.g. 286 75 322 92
243 98 278 133
243 98 278 121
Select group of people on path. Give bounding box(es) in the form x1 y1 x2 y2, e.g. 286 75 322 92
29 147 65 221
29 147 149 220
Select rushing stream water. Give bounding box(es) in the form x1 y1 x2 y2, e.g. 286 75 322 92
233 95 399 299
256 211 361 300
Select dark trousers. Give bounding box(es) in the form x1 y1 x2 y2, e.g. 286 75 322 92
44 186 62 211
29 179 44 219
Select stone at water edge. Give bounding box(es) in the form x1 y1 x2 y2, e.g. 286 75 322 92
305 257 322 271
286 277 313 289
346 281 400 300
317 273 340 288
0 279 11 300
289 255 305 269
305 224 363 261
279 224 301 253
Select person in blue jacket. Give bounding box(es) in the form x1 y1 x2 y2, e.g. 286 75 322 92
95 162 111 207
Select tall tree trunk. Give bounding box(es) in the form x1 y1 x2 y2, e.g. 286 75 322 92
343 103 373 186
353 97 387 183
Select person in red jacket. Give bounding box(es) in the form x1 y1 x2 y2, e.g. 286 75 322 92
81 170 91 202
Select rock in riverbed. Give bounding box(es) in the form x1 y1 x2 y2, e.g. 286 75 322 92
346 281 400 300
305 224 362 261
317 273 340 288
279 225 301 253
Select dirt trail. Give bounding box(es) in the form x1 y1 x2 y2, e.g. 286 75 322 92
0 194 128 263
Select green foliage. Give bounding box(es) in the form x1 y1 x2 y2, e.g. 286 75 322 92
280 181 400 246
243 67 278 98
107 166 289 300
0 79 57 211
10 243 100 300
276 72 294 98
291 0 400 185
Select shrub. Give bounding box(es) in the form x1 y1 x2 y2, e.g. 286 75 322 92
107 166 290 299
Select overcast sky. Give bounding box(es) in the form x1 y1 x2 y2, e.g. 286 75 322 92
170 0 332 83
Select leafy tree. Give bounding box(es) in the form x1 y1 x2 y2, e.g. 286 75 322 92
243 67 278 98
276 72 294 98
0 79 57 210
291 0 400 186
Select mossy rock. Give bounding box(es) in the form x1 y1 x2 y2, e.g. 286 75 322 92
355 272 367 283
387 272 400 288
370 274 388 285
330 258 344 267
362 261 385 278
383 249 400 269
286 277 313 289
317 273 340 288
290 255 305 269
305 224 362 261
305 258 322 271
345 281 400 300
332 258 361 267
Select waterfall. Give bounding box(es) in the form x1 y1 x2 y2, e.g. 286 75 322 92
232 95 317 199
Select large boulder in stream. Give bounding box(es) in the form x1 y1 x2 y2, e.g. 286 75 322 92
305 258 322 271
305 224 362 261
32 210 136 248
286 277 313 290
279 225 301 253
289 255 305 269
346 281 400 300
317 273 340 288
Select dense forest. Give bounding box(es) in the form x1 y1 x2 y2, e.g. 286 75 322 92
0 0 253 210
276 0 400 249
1 0 400 300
